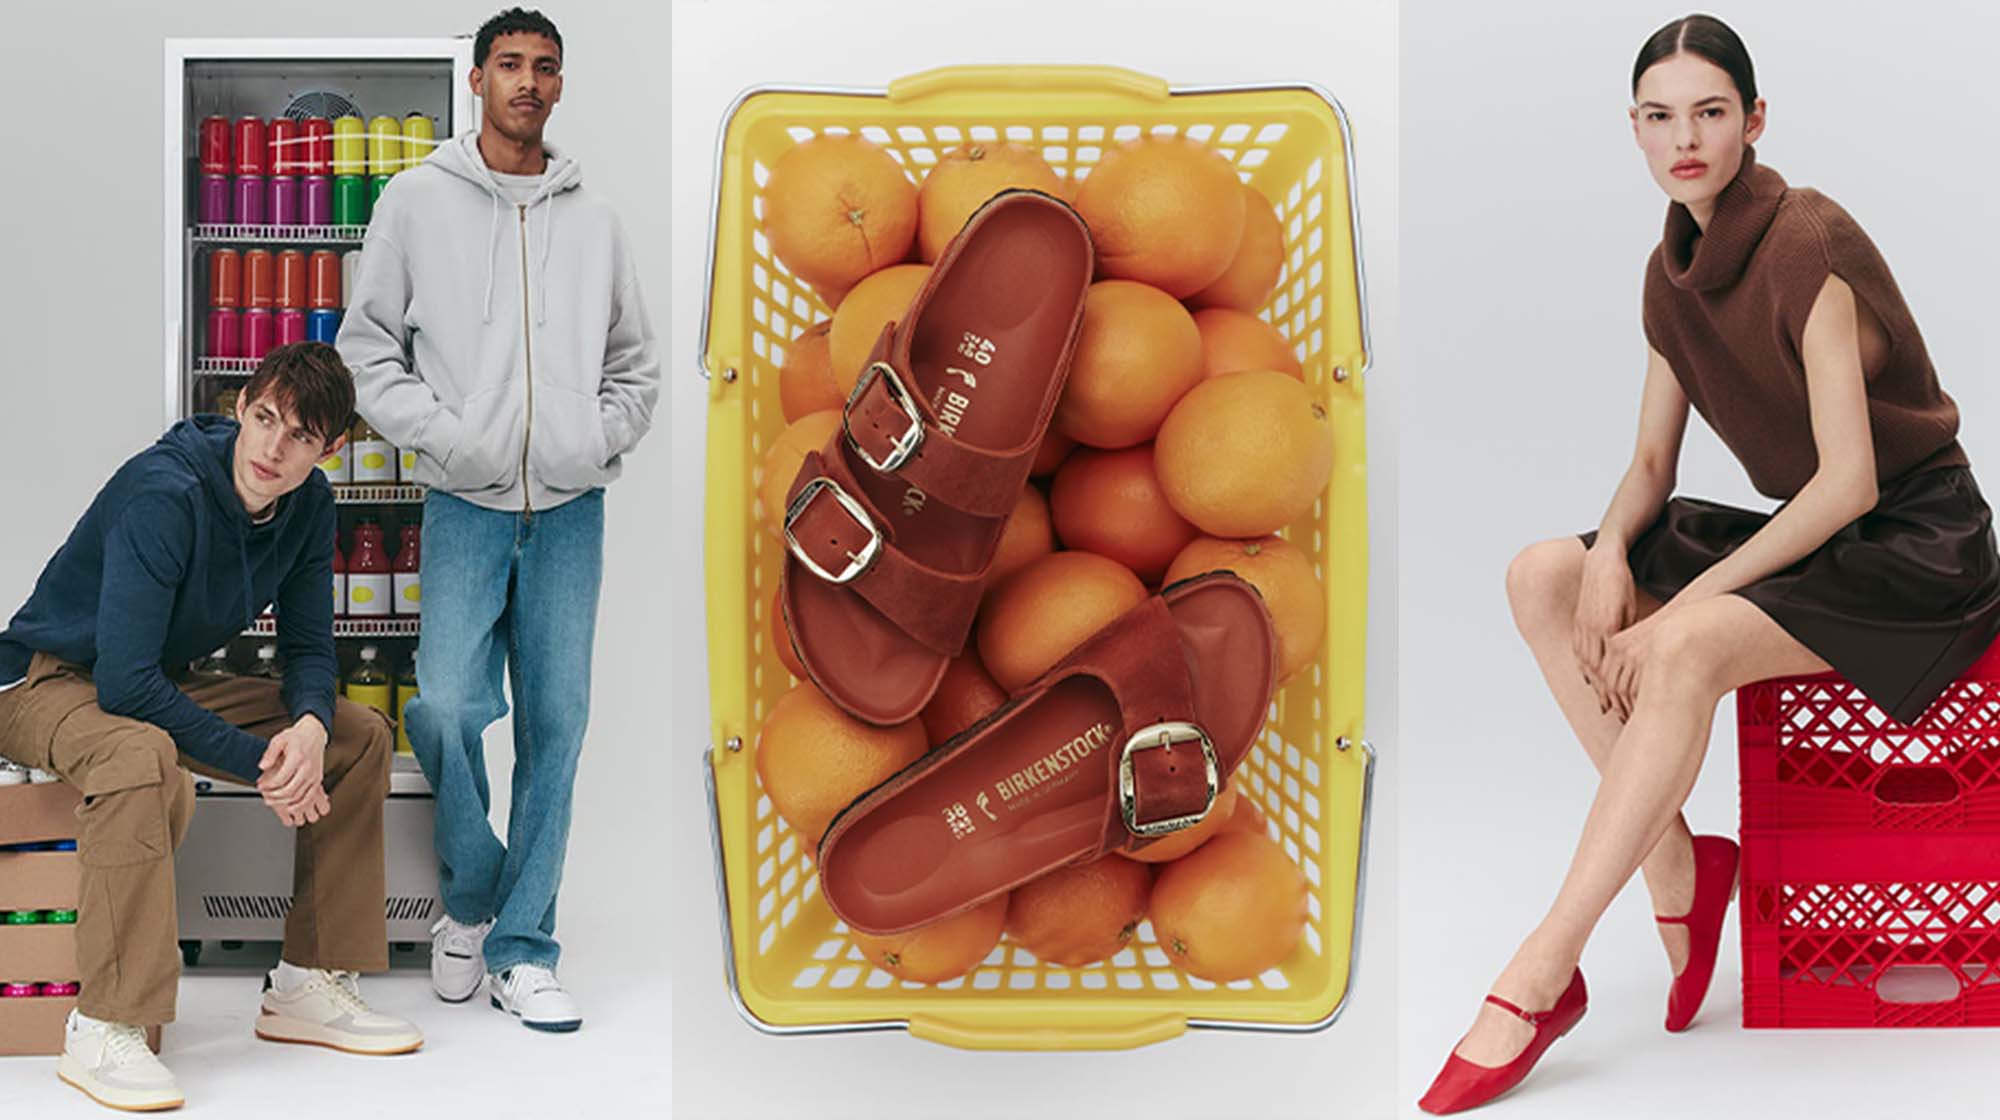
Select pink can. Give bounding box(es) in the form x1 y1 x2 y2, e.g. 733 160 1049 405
198 174 231 226
243 308 275 360
302 176 332 226
41 981 78 997
277 308 307 346
268 176 300 226
233 175 266 226
0 983 38 998
206 308 242 359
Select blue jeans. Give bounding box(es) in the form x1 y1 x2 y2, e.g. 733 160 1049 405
405 489 602 972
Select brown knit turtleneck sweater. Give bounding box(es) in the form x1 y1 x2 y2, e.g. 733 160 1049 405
1642 148 1966 500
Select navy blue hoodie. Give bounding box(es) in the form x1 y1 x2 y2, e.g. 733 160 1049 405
0 416 337 781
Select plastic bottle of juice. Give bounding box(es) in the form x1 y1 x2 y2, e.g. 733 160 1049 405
395 650 418 754
350 417 395 483
252 645 282 680
392 522 421 616
345 645 392 720
346 519 391 617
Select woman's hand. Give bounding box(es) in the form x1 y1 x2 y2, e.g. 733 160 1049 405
1573 548 1637 715
1598 611 1668 722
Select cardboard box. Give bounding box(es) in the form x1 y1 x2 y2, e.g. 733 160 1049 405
0 851 79 912
0 782 81 847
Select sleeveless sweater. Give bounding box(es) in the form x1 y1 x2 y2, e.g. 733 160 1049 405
1642 148 1966 500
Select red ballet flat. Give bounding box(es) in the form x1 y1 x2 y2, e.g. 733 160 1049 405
1657 833 1739 1032
1418 969 1587 1115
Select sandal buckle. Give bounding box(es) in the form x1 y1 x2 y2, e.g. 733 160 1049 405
844 361 926 473
783 476 882 585
1118 721 1219 837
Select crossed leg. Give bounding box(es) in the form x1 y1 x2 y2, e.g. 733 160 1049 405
1452 536 1829 1066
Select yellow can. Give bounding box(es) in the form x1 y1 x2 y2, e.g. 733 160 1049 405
400 113 436 173
366 115 402 176
395 681 417 754
331 114 367 176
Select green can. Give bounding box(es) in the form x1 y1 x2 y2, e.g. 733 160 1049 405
367 174 392 215
45 909 76 925
332 175 368 227
3 910 42 925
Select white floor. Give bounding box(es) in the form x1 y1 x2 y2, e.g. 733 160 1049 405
0 945 670 1116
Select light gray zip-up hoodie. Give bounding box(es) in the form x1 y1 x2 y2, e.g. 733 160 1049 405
338 131 658 513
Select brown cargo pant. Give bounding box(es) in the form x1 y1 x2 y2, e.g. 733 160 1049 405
0 652 391 1026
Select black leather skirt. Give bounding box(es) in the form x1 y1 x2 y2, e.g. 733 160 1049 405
1580 466 2000 724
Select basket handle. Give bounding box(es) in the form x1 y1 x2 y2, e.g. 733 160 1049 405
888 65 1169 104
907 1010 1186 1050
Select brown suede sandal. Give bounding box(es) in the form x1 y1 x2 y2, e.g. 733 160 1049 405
781 189 1094 726
816 571 1277 936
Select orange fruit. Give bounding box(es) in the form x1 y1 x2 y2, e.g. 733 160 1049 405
778 321 842 422
756 409 841 538
828 264 932 395
920 650 1008 745
1194 307 1302 380
770 588 805 681
1055 280 1203 449
977 551 1147 691
762 134 917 294
1156 370 1334 537
1124 784 1240 864
917 143 1064 262
1074 136 1246 298
754 682 927 846
852 894 1008 983
1190 183 1286 310
1049 445 1198 584
1150 830 1308 982
1005 856 1154 967
1031 431 1075 477
990 485 1055 589
1229 791 1270 836
1165 535 1326 681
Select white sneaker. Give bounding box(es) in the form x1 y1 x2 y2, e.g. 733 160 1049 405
27 767 57 783
255 968 424 1055
429 915 492 1002
57 1010 183 1112
490 964 582 1032
0 761 27 786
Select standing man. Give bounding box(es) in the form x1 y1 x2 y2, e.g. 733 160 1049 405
0 344 423 1113
339 7 659 1033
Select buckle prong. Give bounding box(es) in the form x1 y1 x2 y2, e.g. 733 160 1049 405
783 476 882 585
1118 721 1219 837
844 361 927 473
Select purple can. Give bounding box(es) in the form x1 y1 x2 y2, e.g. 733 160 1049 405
234 175 266 225
243 308 275 360
0 983 38 998
307 308 343 345
41 981 78 997
268 176 300 226
198 174 231 226
206 308 242 359
302 176 333 226
277 308 307 346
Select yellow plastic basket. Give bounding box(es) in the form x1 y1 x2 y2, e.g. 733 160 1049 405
699 64 1373 1050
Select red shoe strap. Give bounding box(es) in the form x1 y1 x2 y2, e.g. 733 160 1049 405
1483 993 1552 1026
1654 912 1694 926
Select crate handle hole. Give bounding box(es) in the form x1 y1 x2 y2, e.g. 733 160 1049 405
1874 766 1961 806
1875 964 1965 1005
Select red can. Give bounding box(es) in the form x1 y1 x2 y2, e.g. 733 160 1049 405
309 251 342 310
209 249 242 309
267 117 300 175
233 116 266 176
244 250 275 310
301 117 332 176
277 308 308 346
198 116 231 176
276 250 308 310
243 308 275 360
205 308 242 359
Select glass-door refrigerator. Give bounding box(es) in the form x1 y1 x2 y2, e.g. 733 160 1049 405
163 37 473 964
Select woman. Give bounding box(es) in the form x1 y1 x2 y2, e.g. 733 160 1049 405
1418 14 2000 1114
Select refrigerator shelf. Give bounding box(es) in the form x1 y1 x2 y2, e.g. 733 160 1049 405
192 223 366 245
334 483 424 505
243 617 420 638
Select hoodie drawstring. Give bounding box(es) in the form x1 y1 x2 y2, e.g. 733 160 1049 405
482 191 501 324
538 197 556 325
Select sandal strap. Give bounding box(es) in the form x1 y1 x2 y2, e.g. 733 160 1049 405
783 450 985 656
840 324 1037 520
1483 993 1551 1025
1654 912 1695 926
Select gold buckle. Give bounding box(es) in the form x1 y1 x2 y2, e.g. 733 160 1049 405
1118 721 1219 837
843 361 926 473
782 476 881 585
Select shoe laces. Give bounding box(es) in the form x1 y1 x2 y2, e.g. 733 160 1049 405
306 969 371 1016
431 916 490 956
507 963 562 998
101 1021 157 1067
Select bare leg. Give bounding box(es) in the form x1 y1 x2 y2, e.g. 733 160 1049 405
1507 538 1697 973
1454 593 1829 1065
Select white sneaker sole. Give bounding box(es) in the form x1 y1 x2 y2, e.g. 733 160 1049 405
254 1012 424 1055
489 993 582 1033
56 1055 184 1112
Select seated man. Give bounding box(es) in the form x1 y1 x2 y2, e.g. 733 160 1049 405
0 343 422 1112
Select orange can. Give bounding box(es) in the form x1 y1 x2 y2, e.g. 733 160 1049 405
276 250 309 310
208 249 242 310
244 249 275 310
309 250 342 310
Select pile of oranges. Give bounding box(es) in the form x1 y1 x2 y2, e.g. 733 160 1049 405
750 130 1331 985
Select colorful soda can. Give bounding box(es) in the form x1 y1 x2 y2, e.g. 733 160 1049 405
302 176 333 226
268 176 300 226
302 117 332 176
342 251 362 305
309 250 341 309
233 116 266 176
233 175 266 225
318 444 351 484
42 981 79 996
267 117 300 175
400 113 435 172
51 841 74 852
198 115 232 176
4 910 41 925
208 249 241 309
332 176 367 227
45 911 75 926
368 174 392 213
366 115 402 175
307 308 343 345
276 250 308 310
0 983 38 998
198 174 231 226
205 308 242 359
332 115 366 176
277 308 307 347
243 308 275 360
243 250 275 309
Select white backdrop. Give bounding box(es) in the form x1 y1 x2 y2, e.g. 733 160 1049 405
1400 2 1998 1117
668 0 1400 1116
0 1 669 1114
